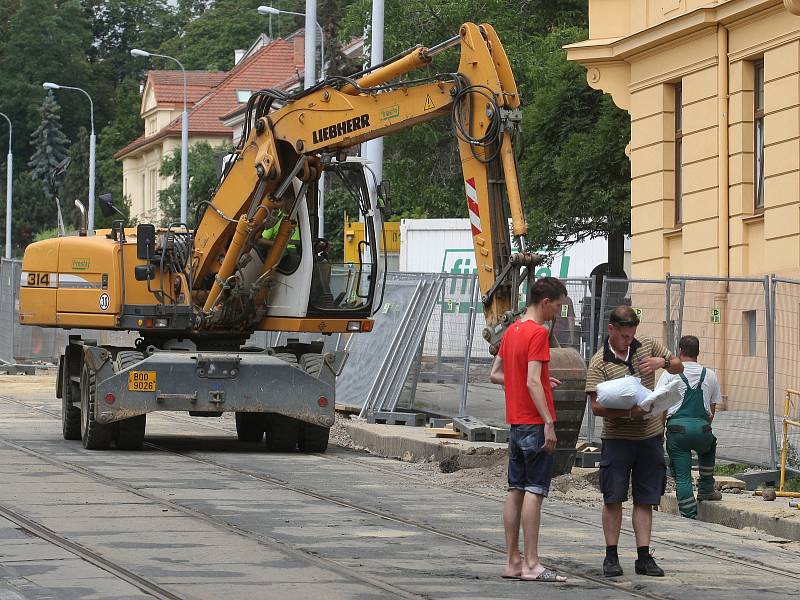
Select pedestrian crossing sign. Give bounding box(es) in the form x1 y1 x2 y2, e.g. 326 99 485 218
710 308 721 324
561 304 569 318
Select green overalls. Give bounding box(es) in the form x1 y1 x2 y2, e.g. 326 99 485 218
666 368 716 519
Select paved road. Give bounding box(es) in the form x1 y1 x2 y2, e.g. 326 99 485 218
0 376 798 600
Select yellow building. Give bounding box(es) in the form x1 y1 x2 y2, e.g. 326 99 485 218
567 0 800 279
114 35 304 222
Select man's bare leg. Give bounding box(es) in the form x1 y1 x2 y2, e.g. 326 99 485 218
602 502 623 545
502 489 524 577
519 492 567 581
631 503 652 547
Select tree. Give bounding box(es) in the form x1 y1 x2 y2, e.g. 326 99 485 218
338 1 630 268
28 92 71 196
158 142 229 227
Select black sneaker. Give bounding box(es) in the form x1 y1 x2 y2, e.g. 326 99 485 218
603 556 623 577
635 555 665 577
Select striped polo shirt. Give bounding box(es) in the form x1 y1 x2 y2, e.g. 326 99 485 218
585 337 672 440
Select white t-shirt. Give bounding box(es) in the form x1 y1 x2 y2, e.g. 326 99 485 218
657 361 721 418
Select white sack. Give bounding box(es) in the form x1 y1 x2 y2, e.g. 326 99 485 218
640 378 682 419
596 376 650 409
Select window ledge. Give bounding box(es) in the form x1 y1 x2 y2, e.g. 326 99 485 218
663 227 683 238
742 213 764 225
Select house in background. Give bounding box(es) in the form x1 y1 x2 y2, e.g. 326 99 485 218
114 33 305 222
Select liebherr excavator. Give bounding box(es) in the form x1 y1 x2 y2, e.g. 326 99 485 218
19 22 541 452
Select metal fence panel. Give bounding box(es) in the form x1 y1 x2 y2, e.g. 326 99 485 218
772 277 800 472
670 276 776 467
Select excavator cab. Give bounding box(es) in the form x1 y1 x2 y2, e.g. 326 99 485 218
306 159 383 319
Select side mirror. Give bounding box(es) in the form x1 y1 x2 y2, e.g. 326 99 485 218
99 192 126 219
136 224 156 260
134 264 155 281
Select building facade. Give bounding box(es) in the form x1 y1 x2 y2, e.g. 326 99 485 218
115 34 305 223
567 0 800 279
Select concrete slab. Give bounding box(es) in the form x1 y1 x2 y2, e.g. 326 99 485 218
343 419 507 462
660 491 800 541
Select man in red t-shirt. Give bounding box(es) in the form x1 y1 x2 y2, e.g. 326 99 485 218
490 276 567 583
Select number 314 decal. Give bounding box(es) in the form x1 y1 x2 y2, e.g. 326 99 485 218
26 273 51 287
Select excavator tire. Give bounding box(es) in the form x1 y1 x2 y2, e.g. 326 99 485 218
61 355 81 440
235 412 267 443
113 351 147 450
266 414 300 452
80 363 113 450
298 353 330 453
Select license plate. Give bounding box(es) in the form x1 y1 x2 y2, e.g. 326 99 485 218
128 371 157 392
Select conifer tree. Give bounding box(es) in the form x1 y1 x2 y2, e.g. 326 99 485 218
28 91 70 197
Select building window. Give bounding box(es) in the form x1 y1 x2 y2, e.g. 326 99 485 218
754 60 765 211
743 310 757 357
674 83 683 225
236 90 252 103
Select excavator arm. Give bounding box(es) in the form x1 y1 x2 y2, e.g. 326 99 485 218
191 22 539 353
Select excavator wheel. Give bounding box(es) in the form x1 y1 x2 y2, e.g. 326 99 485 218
80 363 113 450
60 355 81 440
266 414 300 452
235 413 267 443
298 353 330 453
113 351 147 450
299 423 329 453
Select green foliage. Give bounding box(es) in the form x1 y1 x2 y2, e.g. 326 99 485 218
158 142 229 227
28 92 70 195
338 0 628 253
8 173 55 253
713 463 751 476
33 228 60 242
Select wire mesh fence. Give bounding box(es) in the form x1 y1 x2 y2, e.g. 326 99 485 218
773 277 800 472
668 276 775 467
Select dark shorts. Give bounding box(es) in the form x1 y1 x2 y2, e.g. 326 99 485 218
507 424 555 497
599 435 666 505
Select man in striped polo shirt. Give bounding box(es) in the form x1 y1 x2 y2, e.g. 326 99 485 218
586 306 683 578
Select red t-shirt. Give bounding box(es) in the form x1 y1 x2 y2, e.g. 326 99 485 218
498 320 556 425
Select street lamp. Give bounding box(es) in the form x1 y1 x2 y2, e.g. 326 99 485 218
43 82 96 233
257 6 325 83
258 4 326 237
131 48 189 226
0 113 12 258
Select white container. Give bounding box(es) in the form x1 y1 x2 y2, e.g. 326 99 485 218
399 218 631 278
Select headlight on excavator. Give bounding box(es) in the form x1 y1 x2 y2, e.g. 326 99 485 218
154 318 169 328
346 321 361 332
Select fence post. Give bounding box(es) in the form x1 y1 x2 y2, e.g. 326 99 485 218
435 280 446 379
459 274 479 417
766 274 778 470
665 272 672 351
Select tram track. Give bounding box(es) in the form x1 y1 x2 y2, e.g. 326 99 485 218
2 394 798 599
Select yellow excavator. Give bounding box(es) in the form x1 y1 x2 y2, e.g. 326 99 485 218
19 22 539 451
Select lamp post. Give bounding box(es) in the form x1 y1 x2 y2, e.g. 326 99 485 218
257 5 325 83
131 48 189 225
43 82 95 233
257 4 326 237
0 113 11 258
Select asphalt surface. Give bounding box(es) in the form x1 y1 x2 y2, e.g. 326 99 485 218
0 376 798 600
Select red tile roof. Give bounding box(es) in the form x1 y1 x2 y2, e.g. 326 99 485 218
115 37 303 159
148 71 227 107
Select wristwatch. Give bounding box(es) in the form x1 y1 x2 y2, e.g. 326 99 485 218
663 357 669 369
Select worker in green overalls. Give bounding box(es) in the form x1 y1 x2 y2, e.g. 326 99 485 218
656 335 723 518
260 210 301 271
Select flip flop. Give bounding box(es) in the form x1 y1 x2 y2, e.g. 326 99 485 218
520 568 567 582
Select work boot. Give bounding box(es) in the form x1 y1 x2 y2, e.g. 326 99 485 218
603 556 623 578
697 490 722 501
634 555 664 577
